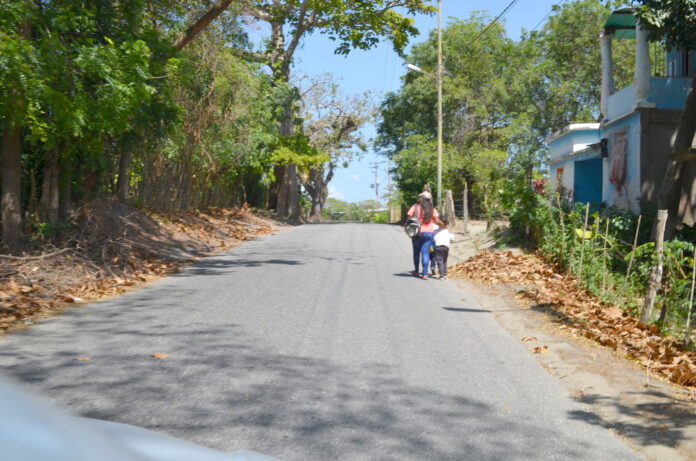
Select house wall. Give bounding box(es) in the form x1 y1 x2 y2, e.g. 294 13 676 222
647 78 692 109
549 128 599 160
606 78 691 121
601 113 641 213
549 149 602 201
607 85 637 120
639 108 682 205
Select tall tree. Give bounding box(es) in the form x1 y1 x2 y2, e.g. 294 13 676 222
297 74 373 221
0 1 35 252
377 1 633 209
242 0 435 220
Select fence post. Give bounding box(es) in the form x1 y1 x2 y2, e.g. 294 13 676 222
685 245 696 345
577 202 591 279
444 189 455 225
602 216 610 297
462 181 469 234
625 214 642 282
556 195 567 269
641 209 668 324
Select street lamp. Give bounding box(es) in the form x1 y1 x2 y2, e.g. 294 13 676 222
406 0 442 208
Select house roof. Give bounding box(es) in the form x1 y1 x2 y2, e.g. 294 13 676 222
544 123 600 144
605 8 636 39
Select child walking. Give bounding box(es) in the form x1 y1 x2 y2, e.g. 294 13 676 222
433 217 454 280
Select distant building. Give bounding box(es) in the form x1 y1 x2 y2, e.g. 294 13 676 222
546 8 696 222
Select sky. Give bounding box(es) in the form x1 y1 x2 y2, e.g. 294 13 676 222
248 0 564 204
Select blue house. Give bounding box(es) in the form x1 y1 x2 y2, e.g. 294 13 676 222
547 8 696 221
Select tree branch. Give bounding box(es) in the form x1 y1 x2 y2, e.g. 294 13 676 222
284 0 310 62
248 3 272 22
171 0 235 50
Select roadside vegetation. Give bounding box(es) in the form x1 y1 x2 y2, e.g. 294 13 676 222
0 0 435 254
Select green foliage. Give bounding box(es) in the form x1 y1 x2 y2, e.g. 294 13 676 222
505 182 696 336
323 198 384 222
271 134 329 168
636 0 696 49
378 1 633 220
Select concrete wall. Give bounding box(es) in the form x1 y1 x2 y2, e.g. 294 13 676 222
606 78 691 121
600 112 641 213
548 126 599 160
639 109 681 206
647 78 692 109
607 85 637 121
549 149 602 202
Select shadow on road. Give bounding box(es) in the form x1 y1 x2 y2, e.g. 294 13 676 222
442 307 491 313
568 391 692 451
174 257 304 277
0 307 615 461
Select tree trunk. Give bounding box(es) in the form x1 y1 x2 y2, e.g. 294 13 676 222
116 149 131 203
275 106 301 220
657 74 696 238
642 209 668 324
1 123 24 252
276 163 299 220
462 181 469 234
444 189 455 224
40 151 59 224
59 151 72 220
267 164 285 210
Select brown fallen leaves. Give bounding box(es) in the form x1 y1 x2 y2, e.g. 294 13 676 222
0 202 276 334
450 250 696 393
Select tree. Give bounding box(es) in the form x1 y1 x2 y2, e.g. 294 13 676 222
0 1 36 252
241 0 435 220
377 1 634 216
635 0 696 237
0 0 171 251
377 13 517 209
297 74 373 221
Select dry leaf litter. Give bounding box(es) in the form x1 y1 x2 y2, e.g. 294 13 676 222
450 250 696 393
0 201 276 333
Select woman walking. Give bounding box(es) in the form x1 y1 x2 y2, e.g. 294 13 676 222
407 191 448 280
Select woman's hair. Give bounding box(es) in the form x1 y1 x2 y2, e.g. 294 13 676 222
417 196 434 223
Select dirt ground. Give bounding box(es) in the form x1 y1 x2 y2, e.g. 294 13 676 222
0 201 287 334
448 220 696 461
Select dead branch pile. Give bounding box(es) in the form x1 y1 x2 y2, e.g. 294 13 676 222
450 250 696 392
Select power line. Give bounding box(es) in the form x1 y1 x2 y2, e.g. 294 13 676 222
469 0 522 47
530 0 568 33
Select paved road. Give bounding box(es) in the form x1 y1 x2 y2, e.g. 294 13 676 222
0 224 639 460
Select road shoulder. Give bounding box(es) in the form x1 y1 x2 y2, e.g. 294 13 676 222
454 277 696 461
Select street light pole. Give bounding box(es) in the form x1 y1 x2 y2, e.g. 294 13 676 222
436 0 442 208
406 0 443 207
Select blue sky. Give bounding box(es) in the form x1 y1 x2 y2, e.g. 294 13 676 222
247 1 564 203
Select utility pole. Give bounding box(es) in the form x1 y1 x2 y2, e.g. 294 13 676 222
405 0 443 208
387 165 393 222
436 0 443 208
369 161 380 209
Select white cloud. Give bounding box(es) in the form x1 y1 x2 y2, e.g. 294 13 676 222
328 186 345 201
350 174 360 182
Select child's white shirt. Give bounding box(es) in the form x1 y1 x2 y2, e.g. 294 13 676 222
434 228 453 247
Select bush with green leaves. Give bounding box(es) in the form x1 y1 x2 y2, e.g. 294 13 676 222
503 178 696 337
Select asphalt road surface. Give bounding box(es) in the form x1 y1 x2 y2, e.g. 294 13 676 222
0 224 640 460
